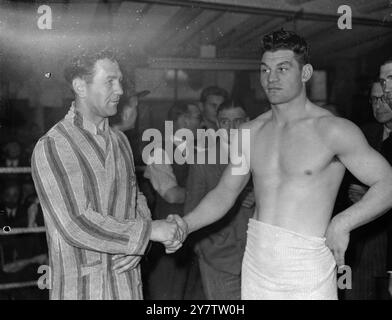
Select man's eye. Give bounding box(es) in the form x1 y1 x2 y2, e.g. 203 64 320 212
261 69 269 74
278 67 288 72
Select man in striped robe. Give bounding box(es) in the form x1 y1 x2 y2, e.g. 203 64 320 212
31 49 181 300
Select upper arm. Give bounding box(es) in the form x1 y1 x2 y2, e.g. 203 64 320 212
325 118 392 187
145 162 178 197
184 164 208 213
216 126 251 197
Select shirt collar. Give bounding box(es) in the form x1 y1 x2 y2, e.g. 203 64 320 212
65 102 109 135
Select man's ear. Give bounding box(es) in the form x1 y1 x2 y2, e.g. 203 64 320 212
72 78 87 98
301 64 313 83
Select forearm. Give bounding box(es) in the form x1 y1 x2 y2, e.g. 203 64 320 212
184 186 237 233
334 177 392 232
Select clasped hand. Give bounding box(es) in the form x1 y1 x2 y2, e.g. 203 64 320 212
150 215 188 254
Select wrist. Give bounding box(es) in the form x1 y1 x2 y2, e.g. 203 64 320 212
183 216 192 234
332 214 351 233
150 220 159 242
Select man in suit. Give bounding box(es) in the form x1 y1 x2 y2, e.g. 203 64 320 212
144 101 204 299
346 80 392 299
379 59 392 298
184 100 254 300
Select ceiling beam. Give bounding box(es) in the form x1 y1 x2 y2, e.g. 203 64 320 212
314 33 392 65
145 6 204 53
128 0 392 28
311 29 390 57
214 15 269 49
357 1 392 14
160 11 225 56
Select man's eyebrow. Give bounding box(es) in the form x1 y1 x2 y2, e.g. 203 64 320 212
260 61 292 67
277 61 292 66
106 75 122 80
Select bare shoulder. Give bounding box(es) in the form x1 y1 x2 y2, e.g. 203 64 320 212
316 115 362 138
315 114 368 151
239 110 272 132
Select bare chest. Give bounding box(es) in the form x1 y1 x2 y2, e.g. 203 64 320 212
251 124 335 178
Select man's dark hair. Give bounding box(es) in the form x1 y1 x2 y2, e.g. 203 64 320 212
217 99 247 116
262 29 310 66
64 48 118 85
200 86 229 103
168 101 197 122
381 58 392 67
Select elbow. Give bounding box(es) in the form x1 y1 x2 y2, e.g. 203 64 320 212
163 187 185 204
163 193 176 203
164 193 183 204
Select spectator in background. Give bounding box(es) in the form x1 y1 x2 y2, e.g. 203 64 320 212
184 100 254 300
0 182 48 300
345 81 392 300
379 58 392 298
199 86 229 130
0 141 27 168
0 181 24 228
144 101 204 300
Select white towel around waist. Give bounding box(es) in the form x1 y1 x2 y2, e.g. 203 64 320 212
241 218 337 300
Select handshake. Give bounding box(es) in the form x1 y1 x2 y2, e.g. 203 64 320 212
150 214 189 253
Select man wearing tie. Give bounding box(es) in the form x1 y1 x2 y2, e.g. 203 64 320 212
347 78 392 299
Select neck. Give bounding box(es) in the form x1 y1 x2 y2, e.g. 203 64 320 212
270 91 308 124
74 98 104 127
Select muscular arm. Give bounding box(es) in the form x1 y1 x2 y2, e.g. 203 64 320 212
184 127 251 233
325 118 392 232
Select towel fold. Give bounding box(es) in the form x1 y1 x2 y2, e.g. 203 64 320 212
241 218 337 300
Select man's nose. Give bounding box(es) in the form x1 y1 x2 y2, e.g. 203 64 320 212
115 82 124 96
268 70 278 83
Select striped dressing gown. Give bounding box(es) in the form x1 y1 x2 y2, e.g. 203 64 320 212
31 105 151 300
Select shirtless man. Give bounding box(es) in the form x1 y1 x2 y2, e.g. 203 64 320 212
167 30 392 299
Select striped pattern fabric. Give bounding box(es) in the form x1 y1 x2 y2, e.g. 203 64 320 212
31 105 151 300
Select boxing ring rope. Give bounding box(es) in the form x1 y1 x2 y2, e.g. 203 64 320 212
0 167 47 292
1 227 46 235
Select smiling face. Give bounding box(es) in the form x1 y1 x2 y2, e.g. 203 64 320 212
83 58 124 123
260 49 308 105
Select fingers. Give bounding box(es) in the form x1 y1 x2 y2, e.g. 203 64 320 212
117 257 141 274
332 248 345 267
164 240 183 254
112 256 131 270
112 255 141 273
171 215 188 241
166 214 188 242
